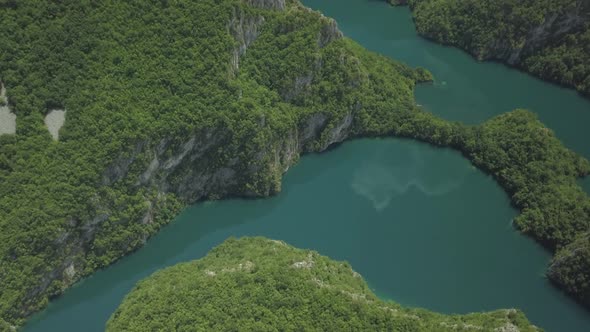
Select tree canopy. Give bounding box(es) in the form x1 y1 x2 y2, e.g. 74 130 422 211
404 0 590 97
0 0 589 327
107 237 541 332
0 0 426 326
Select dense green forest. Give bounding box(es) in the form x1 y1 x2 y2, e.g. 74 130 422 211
0 0 427 327
0 0 589 328
398 0 590 97
549 232 590 304
107 237 541 331
464 112 590 307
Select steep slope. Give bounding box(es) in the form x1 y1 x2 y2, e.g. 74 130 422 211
0 0 428 327
1 0 589 328
107 237 541 332
399 0 590 97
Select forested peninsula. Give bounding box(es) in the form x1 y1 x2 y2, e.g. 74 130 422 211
389 0 590 97
0 0 589 329
107 237 540 331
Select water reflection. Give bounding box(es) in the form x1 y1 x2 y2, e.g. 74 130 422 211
24 139 590 332
352 143 466 210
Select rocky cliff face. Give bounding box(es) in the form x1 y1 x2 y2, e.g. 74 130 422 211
21 0 356 320
245 0 285 10
101 106 352 206
229 6 266 73
483 4 587 65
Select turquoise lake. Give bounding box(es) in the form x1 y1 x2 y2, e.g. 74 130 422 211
24 1 590 331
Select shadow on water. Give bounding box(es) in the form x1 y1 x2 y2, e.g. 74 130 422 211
302 0 590 160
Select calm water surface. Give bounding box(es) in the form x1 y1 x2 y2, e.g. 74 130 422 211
25 1 590 331
25 140 590 332
304 0 590 159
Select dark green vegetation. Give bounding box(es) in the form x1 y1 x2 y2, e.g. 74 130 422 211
0 0 428 327
549 232 590 307
398 109 590 307
460 111 590 251
471 112 590 308
401 0 590 97
0 0 589 329
107 237 540 331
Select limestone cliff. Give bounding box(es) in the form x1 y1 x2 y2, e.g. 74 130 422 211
15 0 363 324
0 0 431 325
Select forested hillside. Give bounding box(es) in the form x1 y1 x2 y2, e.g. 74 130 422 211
0 0 429 327
399 0 590 97
0 0 589 329
107 237 541 331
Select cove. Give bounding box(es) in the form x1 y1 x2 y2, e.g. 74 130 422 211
24 139 590 332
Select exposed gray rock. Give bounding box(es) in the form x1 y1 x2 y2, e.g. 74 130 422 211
28 103 359 322
102 141 147 185
300 113 328 144
323 112 354 149
292 253 315 269
0 81 16 135
282 73 314 102
495 322 520 332
31 0 358 317
139 157 160 185
229 7 266 73
514 7 587 64
244 0 285 10
44 109 66 141
141 201 154 225
63 263 76 280
318 18 343 48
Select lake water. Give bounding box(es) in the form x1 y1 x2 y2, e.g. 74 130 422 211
305 0 590 159
24 139 590 332
24 1 590 331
